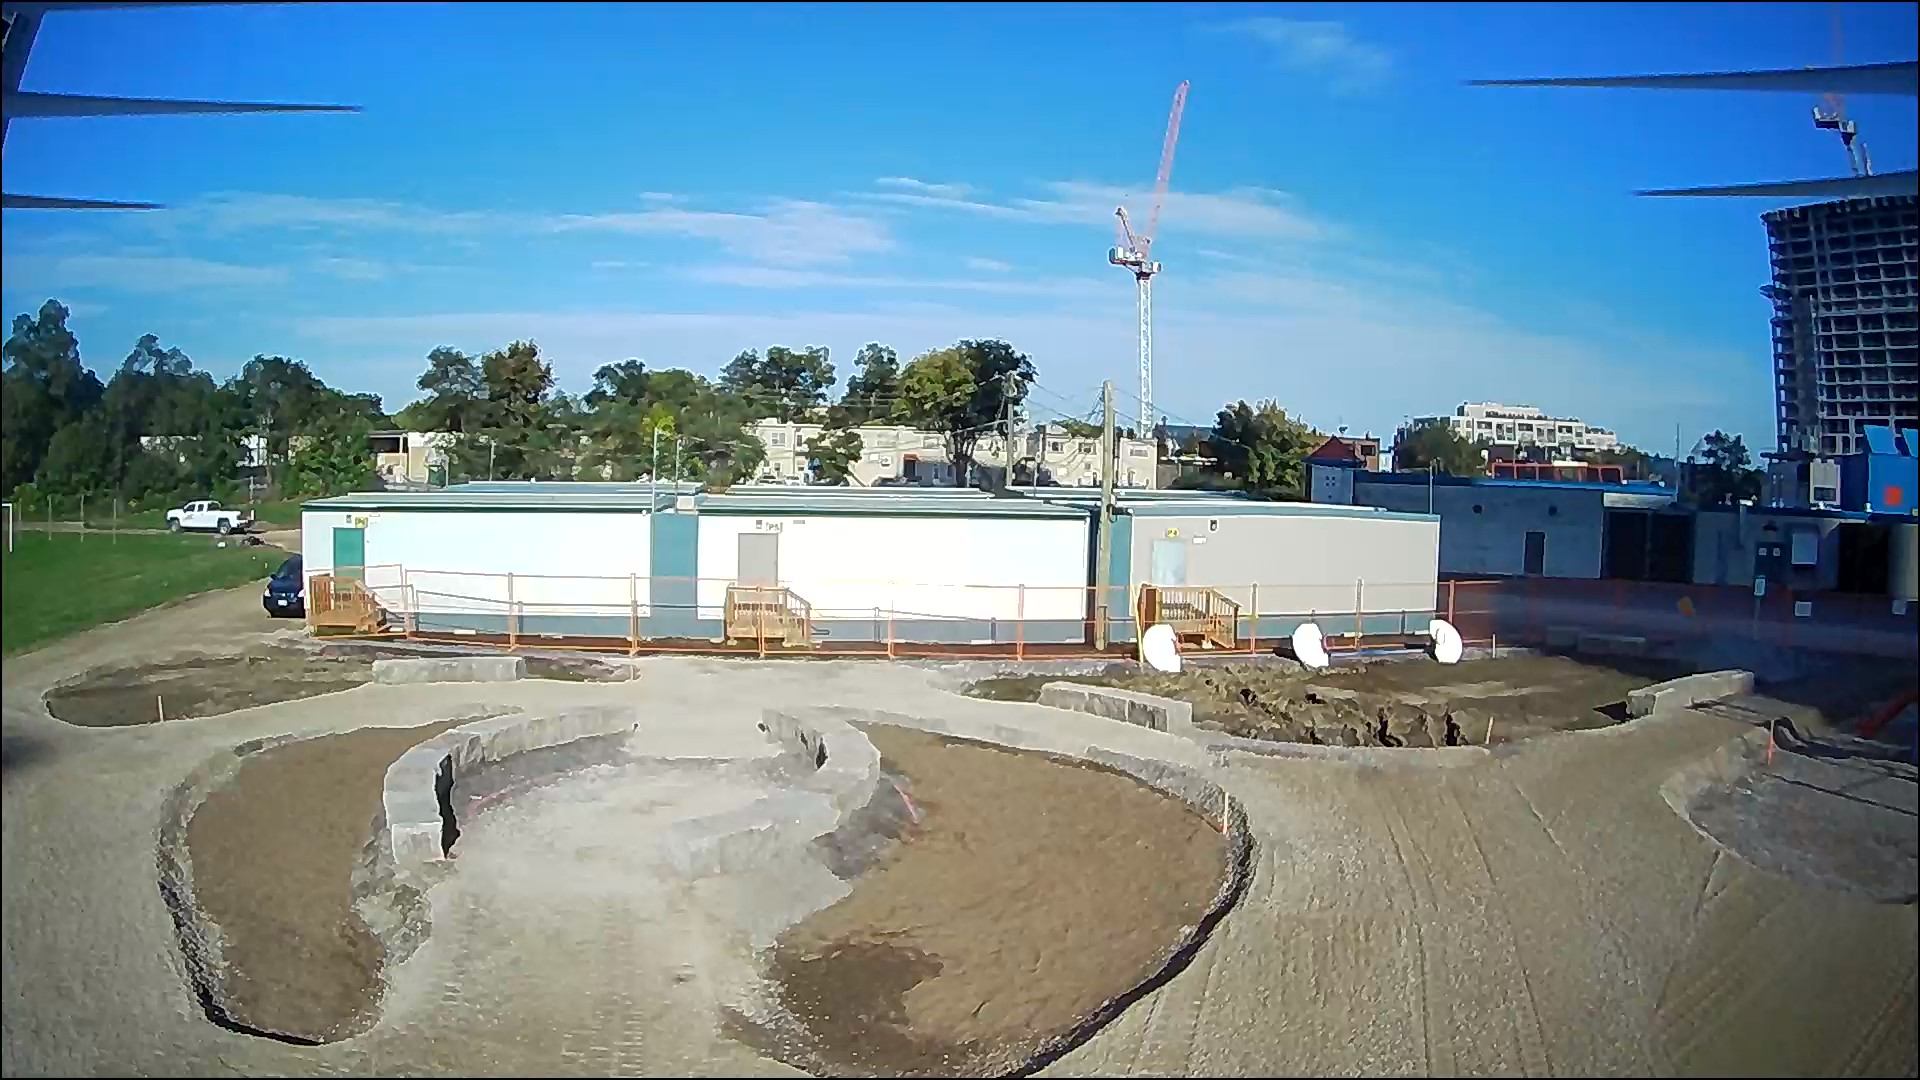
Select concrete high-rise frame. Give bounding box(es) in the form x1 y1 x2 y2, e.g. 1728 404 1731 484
1762 195 1919 457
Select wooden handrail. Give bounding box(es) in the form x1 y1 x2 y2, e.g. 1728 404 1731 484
1138 584 1241 650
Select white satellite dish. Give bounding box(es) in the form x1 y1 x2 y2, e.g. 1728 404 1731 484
1428 618 1464 664
1291 622 1330 669
1140 623 1182 673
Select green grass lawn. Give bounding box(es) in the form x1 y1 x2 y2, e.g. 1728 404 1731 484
1 531 286 655
82 498 305 532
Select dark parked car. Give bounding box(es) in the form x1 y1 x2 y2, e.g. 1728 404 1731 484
263 554 305 618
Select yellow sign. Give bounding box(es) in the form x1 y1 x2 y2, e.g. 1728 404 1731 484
1165 527 1179 538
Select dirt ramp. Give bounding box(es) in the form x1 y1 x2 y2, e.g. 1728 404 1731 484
733 724 1244 1077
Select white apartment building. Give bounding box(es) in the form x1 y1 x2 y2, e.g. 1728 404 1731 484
749 419 1158 488
1414 402 1620 454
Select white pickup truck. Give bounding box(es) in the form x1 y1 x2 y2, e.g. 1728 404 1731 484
166 500 254 535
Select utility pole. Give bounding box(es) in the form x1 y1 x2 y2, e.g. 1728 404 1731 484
1002 372 1015 490
1094 380 1116 650
650 426 660 508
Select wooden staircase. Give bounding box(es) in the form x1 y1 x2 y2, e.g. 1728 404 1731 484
307 572 384 634
1137 584 1240 651
723 585 815 648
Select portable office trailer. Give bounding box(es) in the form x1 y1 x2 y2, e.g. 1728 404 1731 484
304 486 1094 644
301 489 663 638
687 490 1092 644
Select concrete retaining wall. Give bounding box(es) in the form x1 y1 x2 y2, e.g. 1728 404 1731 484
657 708 883 878
381 704 637 871
372 656 526 685
1038 682 1195 734
1626 670 1756 718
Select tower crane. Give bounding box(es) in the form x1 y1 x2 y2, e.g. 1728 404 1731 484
1811 2 1872 179
1108 79 1187 437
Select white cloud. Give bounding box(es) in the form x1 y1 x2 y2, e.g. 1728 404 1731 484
875 177 975 199
2 252 287 292
548 199 893 266
1211 18 1393 93
964 256 1013 273
179 192 499 235
681 263 1103 297
859 179 1327 244
310 255 389 281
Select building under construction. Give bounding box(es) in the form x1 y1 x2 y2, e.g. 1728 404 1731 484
1763 194 1919 458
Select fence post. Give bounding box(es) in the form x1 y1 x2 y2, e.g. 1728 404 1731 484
507 572 518 648
1446 580 1456 626
1354 579 1364 645
887 602 896 660
757 588 767 659
629 574 640 655
1248 583 1259 655
1015 584 1026 661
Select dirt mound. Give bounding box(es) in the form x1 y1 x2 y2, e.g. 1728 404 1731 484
314 642 629 682
176 720 464 1043
45 649 371 726
971 655 1681 747
735 725 1229 1077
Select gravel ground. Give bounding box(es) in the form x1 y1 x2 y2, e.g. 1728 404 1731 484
2 586 1915 1077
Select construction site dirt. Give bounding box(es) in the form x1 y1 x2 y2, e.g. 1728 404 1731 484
44 644 625 727
968 653 1692 746
3 585 1915 1078
736 725 1227 1077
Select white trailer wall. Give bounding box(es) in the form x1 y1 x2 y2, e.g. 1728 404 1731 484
693 513 1090 624
301 508 652 622
1128 509 1439 618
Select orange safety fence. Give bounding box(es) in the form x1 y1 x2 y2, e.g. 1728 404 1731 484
309 567 1453 660
307 567 1917 662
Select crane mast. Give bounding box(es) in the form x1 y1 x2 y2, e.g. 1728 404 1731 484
1108 80 1187 438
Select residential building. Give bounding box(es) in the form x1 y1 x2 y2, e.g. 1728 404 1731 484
368 431 454 487
748 419 1158 488
1305 434 1383 472
1412 402 1620 457
1762 194 1919 457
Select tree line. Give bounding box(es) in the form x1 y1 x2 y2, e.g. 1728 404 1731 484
8 296 1730 511
0 299 1057 505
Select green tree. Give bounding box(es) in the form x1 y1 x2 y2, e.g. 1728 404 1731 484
1209 400 1316 497
833 343 899 425
1691 430 1762 506
720 345 835 421
1392 420 1484 475
897 339 1035 487
285 407 377 496
411 346 484 433
3 300 103 492
805 426 864 485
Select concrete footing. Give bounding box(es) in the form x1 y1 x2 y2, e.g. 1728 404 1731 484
1038 682 1195 734
657 708 882 878
372 656 526 685
1626 670 1756 718
381 704 638 871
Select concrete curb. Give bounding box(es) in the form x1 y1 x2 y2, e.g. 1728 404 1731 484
655 708 883 879
1037 681 1195 734
371 655 526 685
1626 670 1756 718
1204 733 1490 767
381 704 638 872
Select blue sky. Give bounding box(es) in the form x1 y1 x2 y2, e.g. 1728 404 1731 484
3 1 1915 449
